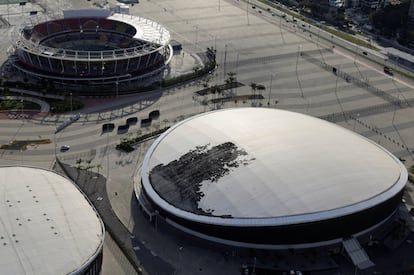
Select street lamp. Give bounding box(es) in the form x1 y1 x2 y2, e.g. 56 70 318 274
70 92 73 113
154 210 159 231
353 113 360 131
194 25 198 52
178 246 184 274
7 0 9 24
252 257 257 275
54 133 57 159
20 98 23 120
268 74 274 106
296 45 301 71
246 0 250 25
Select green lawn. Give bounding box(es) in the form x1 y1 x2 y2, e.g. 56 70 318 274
0 0 28 4
0 99 40 110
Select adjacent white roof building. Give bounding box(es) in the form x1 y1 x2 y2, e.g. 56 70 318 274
0 166 104 275
138 108 407 248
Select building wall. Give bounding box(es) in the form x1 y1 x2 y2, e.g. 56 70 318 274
360 0 381 10
329 0 345 7
141 183 403 247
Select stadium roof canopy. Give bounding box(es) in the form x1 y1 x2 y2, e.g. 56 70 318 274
0 166 104 275
63 9 171 45
141 108 407 227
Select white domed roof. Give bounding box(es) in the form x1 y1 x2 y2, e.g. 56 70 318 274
141 108 407 227
0 166 104 275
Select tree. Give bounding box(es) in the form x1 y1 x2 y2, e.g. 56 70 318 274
85 159 92 170
256 84 266 95
226 71 237 86
249 82 257 105
226 71 237 96
96 163 102 176
76 158 83 169
370 1 410 37
256 84 266 105
249 82 257 95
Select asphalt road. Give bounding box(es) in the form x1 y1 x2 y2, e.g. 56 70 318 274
1 0 414 274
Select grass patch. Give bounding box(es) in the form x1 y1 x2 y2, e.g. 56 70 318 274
320 26 378 51
116 127 171 153
0 139 51 151
0 99 41 111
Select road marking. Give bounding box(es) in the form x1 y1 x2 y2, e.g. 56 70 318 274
150 250 157 256
133 246 140 251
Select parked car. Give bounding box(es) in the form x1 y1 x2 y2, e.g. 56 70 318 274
60 145 70 152
384 66 393 76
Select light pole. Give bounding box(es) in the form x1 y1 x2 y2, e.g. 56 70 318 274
246 0 250 25
194 25 198 52
154 210 159 231
178 246 183 274
296 45 301 72
7 0 9 24
223 44 228 77
252 257 257 275
235 52 239 76
268 74 274 106
70 92 73 113
20 97 23 120
353 113 360 131
54 133 57 159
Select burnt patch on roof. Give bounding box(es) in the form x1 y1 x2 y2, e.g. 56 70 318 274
149 142 253 216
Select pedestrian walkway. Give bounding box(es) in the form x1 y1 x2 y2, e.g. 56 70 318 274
54 159 148 275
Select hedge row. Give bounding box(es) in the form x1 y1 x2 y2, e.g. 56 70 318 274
117 127 171 153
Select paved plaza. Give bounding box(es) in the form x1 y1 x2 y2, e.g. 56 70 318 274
1 0 414 274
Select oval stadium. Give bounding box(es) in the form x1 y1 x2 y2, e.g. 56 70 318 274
0 166 105 274
136 108 407 249
8 9 172 94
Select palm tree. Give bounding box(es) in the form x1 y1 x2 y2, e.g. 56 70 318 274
256 84 266 97
256 84 266 104
85 159 92 171
76 158 83 169
249 82 257 105
226 71 237 96
213 85 223 108
96 164 102 177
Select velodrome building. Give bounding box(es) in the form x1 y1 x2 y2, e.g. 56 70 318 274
0 166 104 274
8 9 172 94
136 108 407 252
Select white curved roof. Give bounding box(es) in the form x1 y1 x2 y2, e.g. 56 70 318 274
0 166 104 275
12 10 170 61
109 13 170 45
141 108 407 227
